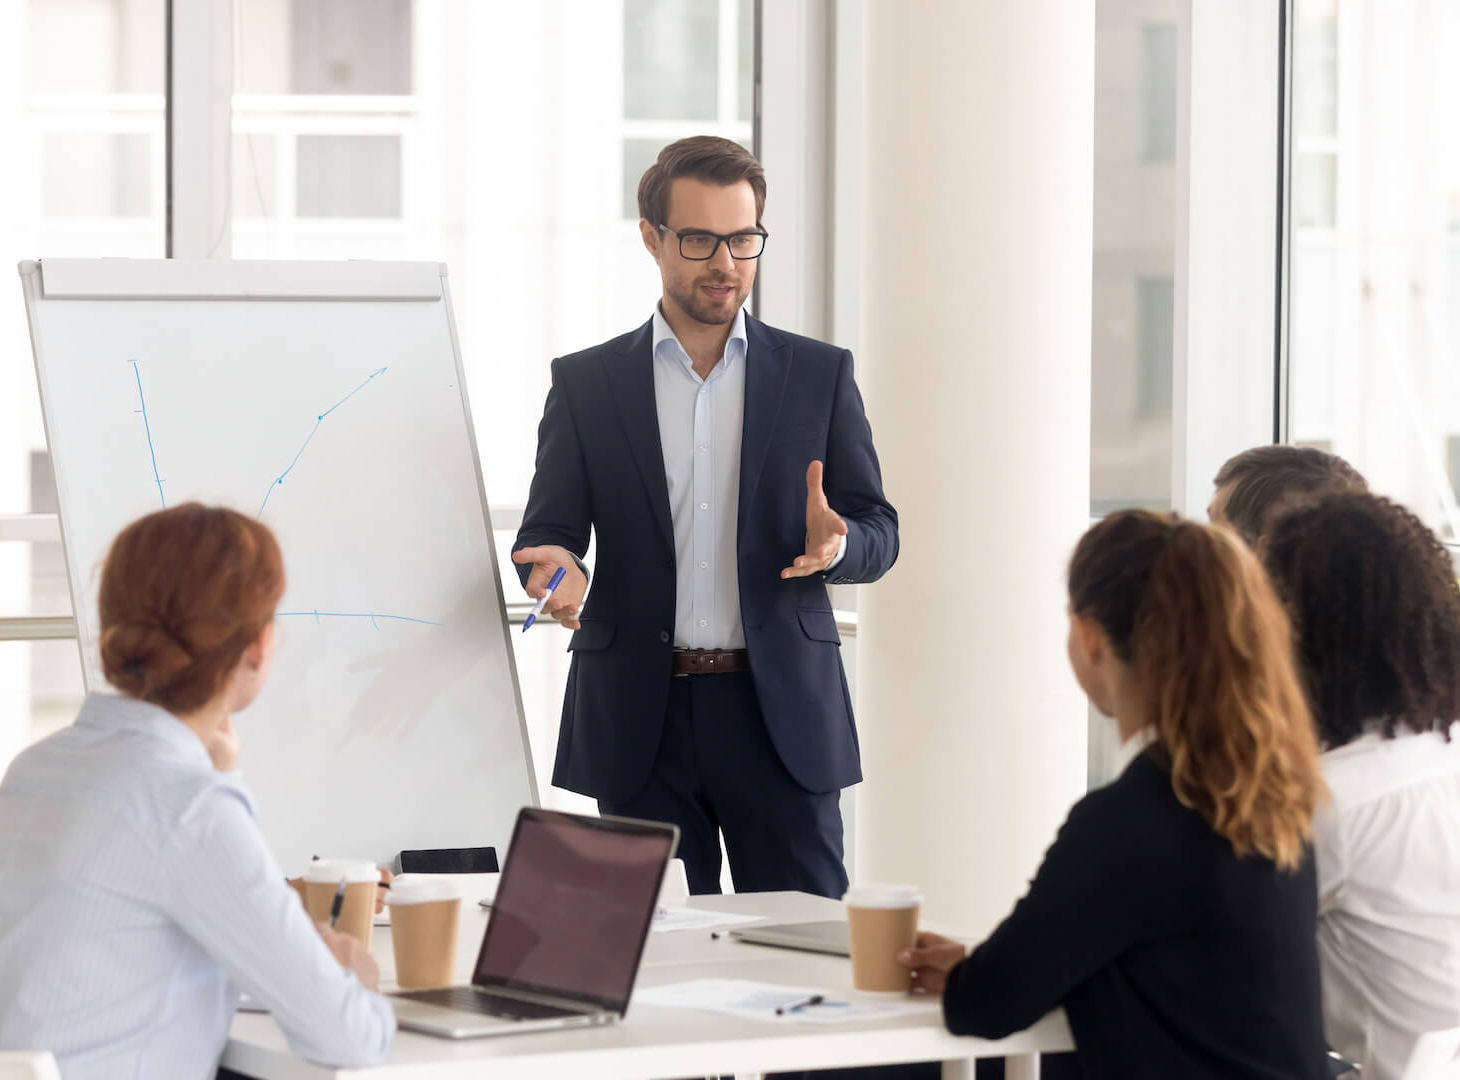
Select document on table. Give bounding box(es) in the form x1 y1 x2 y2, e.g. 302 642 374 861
634 979 939 1024
651 907 765 933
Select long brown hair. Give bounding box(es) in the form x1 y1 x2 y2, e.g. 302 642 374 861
98 504 285 714
1068 511 1324 870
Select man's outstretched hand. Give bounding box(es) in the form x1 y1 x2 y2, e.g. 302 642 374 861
781 461 848 579
512 545 589 630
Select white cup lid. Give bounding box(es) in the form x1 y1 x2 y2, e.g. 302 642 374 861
303 859 381 885
386 875 463 905
843 883 922 909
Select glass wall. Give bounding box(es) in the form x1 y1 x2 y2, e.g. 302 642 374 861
1091 0 1180 515
0 0 165 768
1288 0 1460 538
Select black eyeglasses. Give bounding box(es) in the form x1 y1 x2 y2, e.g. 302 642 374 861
658 225 769 261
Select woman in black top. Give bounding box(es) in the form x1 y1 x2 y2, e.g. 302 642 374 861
900 511 1331 1080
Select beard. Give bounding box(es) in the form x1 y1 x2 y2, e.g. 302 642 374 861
666 274 747 327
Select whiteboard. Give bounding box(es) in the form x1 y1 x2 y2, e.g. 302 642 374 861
19 259 537 871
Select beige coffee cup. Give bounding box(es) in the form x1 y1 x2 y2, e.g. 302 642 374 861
303 859 381 951
387 876 462 990
844 884 922 993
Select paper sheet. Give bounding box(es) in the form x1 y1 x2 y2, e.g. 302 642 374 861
650 907 766 934
633 978 939 1024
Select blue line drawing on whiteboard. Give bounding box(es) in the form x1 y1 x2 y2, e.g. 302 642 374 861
276 610 442 629
257 366 388 518
128 359 166 508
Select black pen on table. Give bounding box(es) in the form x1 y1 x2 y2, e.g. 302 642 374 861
775 994 824 1016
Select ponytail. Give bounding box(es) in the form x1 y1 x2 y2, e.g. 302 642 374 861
1069 512 1324 870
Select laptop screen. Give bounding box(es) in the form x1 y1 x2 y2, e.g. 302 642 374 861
472 809 676 1014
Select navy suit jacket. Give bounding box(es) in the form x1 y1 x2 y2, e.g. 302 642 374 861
513 315 898 804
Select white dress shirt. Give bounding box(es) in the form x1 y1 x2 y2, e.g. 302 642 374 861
1314 726 1460 1080
651 305 844 650
0 693 395 1079
653 305 748 649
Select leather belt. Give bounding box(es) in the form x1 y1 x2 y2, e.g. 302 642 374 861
671 648 750 677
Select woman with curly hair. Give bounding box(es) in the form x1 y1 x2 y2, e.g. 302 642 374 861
1264 493 1460 1080
898 511 1330 1079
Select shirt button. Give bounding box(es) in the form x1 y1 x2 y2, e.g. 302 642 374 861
698 445 708 453
699 502 708 510
699 619 708 627
699 561 708 569
660 631 670 643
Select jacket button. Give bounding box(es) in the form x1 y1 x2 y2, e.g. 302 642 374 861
660 631 670 643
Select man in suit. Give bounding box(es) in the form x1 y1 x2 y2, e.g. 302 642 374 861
512 136 897 898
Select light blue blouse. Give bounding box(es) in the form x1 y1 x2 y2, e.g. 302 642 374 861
0 693 394 1079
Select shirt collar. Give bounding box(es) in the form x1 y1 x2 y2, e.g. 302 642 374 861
651 302 748 376
75 692 215 770
1322 721 1460 761
1111 725 1158 778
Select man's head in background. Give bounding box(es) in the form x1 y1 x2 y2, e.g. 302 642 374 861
1209 445 1369 546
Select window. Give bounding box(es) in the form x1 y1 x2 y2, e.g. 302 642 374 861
621 0 755 219
232 0 756 515
1287 0 1460 538
1142 23 1178 162
1135 276 1175 421
1 0 166 771
1091 0 1180 514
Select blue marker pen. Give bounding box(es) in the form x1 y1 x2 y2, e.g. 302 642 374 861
522 566 568 632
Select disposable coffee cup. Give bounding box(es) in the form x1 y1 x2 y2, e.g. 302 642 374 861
843 884 922 993
387 875 463 990
303 859 381 951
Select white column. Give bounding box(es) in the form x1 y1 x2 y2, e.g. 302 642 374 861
855 1 1093 933
168 0 233 258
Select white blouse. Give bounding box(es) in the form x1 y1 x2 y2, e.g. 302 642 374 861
1315 725 1460 1080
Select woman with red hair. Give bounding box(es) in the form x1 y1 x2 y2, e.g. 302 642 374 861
0 504 394 1079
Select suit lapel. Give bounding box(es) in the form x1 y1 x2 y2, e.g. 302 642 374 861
605 320 675 556
739 315 791 541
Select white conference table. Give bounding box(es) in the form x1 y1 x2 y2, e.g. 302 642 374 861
222 888 1073 1080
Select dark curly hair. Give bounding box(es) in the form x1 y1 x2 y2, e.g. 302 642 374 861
1263 493 1460 749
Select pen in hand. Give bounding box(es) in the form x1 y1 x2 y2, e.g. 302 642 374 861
327 877 347 928
522 565 568 633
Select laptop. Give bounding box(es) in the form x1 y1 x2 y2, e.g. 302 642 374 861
390 808 678 1039
727 921 851 957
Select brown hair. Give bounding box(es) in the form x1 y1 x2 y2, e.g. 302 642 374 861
1069 511 1325 870
1212 445 1367 544
98 504 285 714
637 136 766 227
1264 493 1460 748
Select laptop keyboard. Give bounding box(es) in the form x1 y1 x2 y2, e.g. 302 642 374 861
396 986 584 1021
